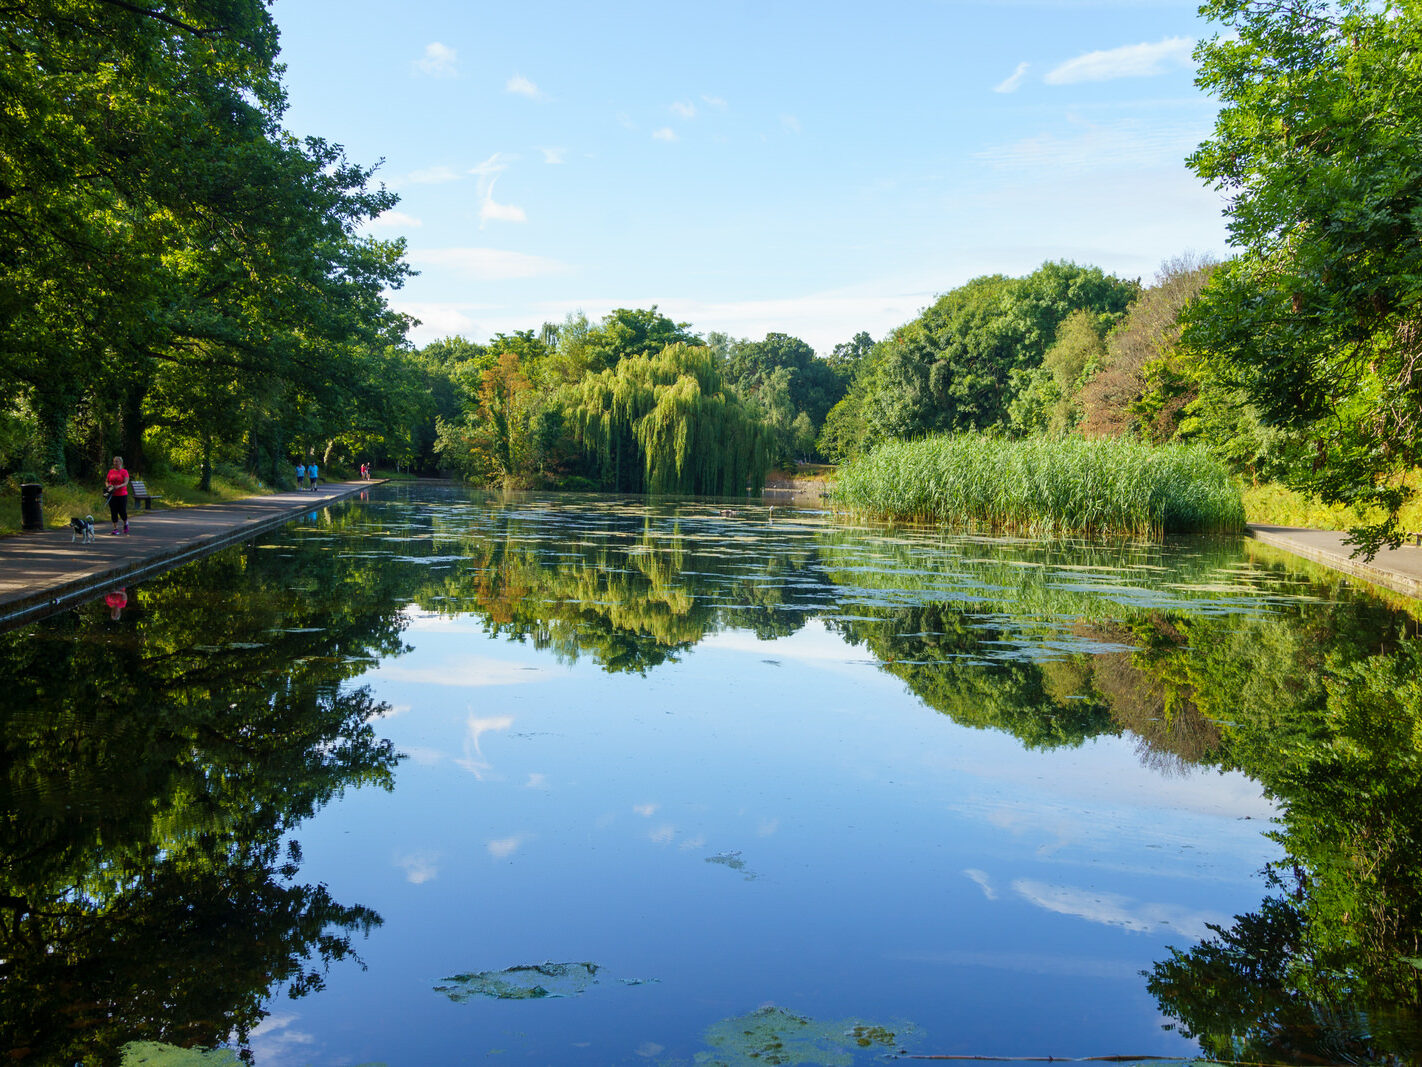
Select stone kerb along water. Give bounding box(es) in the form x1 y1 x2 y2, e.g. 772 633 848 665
2 484 1419 1064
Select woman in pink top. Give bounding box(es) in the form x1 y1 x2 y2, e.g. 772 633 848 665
106 455 130 535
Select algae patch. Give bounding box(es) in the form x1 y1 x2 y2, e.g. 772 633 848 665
690 1005 905 1066
435 960 659 1002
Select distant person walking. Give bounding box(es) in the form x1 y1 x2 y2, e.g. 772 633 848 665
360 462 369 480
308 462 319 491
295 461 306 490
105 455 130 535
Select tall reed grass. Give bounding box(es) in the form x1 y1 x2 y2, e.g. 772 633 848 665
832 435 1245 537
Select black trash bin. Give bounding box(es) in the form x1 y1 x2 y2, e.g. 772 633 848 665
19 483 43 531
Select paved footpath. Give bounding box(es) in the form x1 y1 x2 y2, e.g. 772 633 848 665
0 480 377 627
1247 523 1422 601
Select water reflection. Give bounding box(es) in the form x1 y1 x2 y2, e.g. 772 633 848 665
4 487 1422 1062
0 535 403 1063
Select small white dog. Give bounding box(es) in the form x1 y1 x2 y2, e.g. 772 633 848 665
70 515 95 543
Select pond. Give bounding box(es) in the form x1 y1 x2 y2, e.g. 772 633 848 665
4 484 1422 1065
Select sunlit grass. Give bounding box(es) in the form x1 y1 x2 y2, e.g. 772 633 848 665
0 468 271 536
832 435 1246 538
1243 477 1422 533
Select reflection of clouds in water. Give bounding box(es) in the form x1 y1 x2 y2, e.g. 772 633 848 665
403 746 446 766
888 949 1138 980
680 834 707 850
963 868 998 900
455 714 514 779
988 806 1075 855
376 656 560 687
397 851 440 884
368 702 411 721
757 818 779 837
248 1012 316 1062
1012 878 1223 939
526 772 549 789
488 836 524 859
633 803 658 817
650 824 676 845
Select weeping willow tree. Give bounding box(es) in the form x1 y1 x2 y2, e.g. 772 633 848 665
560 343 772 494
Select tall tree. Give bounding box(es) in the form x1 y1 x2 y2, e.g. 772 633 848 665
1185 0 1422 555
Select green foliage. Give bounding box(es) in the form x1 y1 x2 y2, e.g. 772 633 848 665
1185 0 1422 555
834 434 1246 537
560 342 772 495
861 263 1137 442
0 1 412 487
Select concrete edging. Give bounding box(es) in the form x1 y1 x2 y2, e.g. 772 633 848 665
0 481 377 628
1245 523 1422 602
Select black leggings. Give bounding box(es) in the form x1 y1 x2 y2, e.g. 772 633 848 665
109 494 128 524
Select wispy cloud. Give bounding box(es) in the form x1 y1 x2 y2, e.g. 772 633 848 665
540 147 566 164
414 42 458 79
506 73 545 99
488 836 525 859
701 94 728 109
781 113 802 134
1046 36 1195 84
976 115 1206 174
404 248 570 281
388 164 461 189
964 868 999 900
469 152 527 225
652 127 677 142
670 100 697 119
367 209 423 230
994 61 1031 94
1012 878 1225 939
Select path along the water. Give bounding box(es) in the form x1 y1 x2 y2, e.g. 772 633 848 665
0 480 378 627
1247 523 1422 601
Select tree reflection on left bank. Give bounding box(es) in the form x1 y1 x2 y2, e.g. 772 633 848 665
0 526 405 1063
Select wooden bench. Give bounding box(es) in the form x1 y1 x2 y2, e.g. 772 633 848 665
129 480 160 510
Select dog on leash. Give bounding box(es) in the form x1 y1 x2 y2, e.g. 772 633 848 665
70 515 96 543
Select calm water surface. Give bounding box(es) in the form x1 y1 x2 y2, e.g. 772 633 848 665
5 485 1421 1065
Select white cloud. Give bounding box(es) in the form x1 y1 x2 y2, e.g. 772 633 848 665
670 100 697 119
781 113 802 134
540 146 566 164
480 186 527 224
388 164 461 188
976 115 1207 174
526 772 548 789
1012 878 1226 939
964 868 999 900
633 803 658 817
652 127 677 142
469 152 527 226
994 61 1031 94
1045 36 1195 84
506 73 545 99
488 836 524 859
367 209 423 230
406 248 569 282
414 42 458 79
397 851 440 884
701 94 728 109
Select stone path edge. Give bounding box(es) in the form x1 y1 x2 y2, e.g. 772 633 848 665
0 481 379 629
1246 523 1422 602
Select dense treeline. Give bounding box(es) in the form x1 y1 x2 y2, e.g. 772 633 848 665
0 0 422 490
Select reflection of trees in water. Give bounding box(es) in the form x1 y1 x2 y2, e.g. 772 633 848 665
408 502 827 672
0 532 405 1063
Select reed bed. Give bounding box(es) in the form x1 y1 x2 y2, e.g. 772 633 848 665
832 435 1246 538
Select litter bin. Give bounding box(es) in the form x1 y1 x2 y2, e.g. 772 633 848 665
19 483 43 531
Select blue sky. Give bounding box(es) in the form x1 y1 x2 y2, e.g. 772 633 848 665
273 0 1230 353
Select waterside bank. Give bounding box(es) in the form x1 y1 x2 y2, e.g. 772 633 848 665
0 481 380 627
1246 523 1422 602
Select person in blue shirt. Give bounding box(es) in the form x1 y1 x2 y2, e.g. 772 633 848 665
295 462 306 490
308 462 319 491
